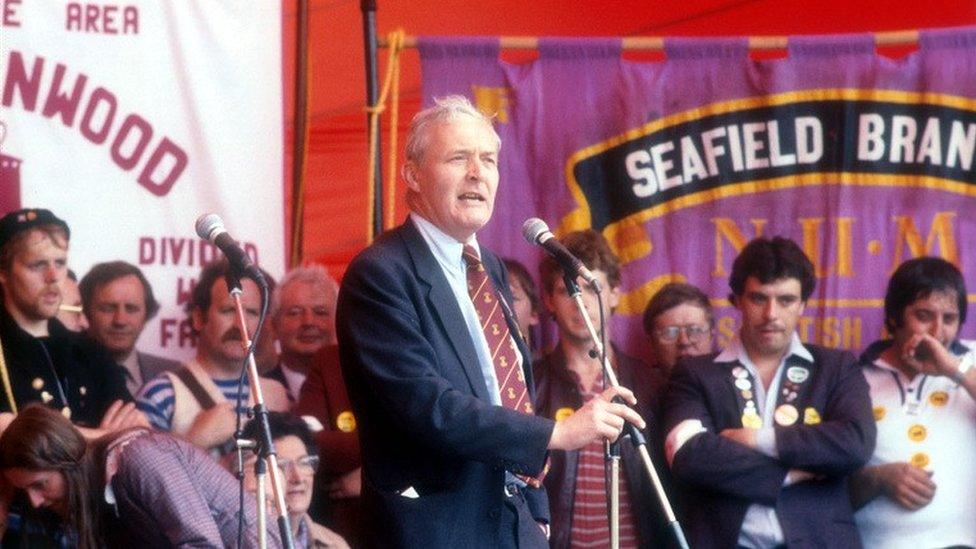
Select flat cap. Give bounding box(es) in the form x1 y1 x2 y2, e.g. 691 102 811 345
0 208 71 251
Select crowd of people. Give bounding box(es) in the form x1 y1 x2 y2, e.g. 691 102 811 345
1 95 974 548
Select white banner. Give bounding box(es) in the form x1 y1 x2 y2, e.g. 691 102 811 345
0 1 285 361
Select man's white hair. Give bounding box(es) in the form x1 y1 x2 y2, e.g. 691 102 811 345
270 264 339 320
403 95 501 163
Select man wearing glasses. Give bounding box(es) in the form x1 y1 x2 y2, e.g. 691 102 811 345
642 282 715 378
533 229 668 548
238 411 350 549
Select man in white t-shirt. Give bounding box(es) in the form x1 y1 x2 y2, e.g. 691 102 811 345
851 256 976 549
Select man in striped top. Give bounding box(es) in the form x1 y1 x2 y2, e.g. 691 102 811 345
137 259 289 453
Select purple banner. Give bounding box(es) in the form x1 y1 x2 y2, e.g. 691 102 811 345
419 27 976 358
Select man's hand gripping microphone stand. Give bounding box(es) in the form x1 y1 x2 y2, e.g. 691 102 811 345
561 273 688 549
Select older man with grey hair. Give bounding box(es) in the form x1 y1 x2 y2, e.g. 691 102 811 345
336 95 644 548
266 264 339 403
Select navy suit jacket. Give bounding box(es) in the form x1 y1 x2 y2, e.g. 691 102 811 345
661 344 876 549
336 219 554 548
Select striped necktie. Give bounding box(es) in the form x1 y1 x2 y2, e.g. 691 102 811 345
463 244 548 487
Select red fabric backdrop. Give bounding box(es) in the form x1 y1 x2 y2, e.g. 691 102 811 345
280 0 976 278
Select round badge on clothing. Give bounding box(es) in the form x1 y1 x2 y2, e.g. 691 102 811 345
910 452 930 469
774 404 799 426
336 411 357 433
873 406 886 421
786 366 809 384
31 377 44 390
803 407 821 425
907 424 927 442
732 366 747 379
929 391 949 407
735 378 752 391
742 411 763 429
555 407 574 422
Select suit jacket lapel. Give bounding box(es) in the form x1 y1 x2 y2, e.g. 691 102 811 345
400 220 492 402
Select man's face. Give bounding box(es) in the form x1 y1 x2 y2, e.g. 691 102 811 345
0 230 68 322
508 274 538 341
892 290 960 349
404 117 499 242
56 277 88 332
736 276 805 361
241 435 315 517
544 270 619 345
4 468 67 517
648 302 713 370
274 280 336 358
87 274 148 359
193 277 261 367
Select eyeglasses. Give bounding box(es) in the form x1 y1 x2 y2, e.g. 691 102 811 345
653 325 711 342
242 455 320 475
277 455 319 475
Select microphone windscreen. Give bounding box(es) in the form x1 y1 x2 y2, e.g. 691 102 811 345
195 213 225 242
522 217 549 245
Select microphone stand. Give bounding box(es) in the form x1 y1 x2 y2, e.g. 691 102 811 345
225 267 295 549
605 438 621 549
561 274 689 549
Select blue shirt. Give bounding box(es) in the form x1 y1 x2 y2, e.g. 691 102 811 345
410 213 514 405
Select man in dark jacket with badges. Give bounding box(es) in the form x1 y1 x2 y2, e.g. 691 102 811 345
661 236 876 548
0 208 138 434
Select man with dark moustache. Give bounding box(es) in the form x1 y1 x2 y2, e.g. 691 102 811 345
136 259 289 453
337 96 644 547
662 236 876 548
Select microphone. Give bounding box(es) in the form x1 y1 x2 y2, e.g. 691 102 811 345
522 218 600 289
195 213 264 282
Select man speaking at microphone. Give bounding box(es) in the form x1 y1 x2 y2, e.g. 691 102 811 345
336 95 643 548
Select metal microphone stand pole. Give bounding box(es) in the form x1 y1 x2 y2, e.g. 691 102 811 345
605 438 621 549
255 448 269 548
562 273 621 548
226 269 295 549
562 274 689 549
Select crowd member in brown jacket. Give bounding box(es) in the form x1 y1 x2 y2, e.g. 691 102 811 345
532 229 669 548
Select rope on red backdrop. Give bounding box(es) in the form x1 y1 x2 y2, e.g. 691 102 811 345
377 29 922 50
0 335 17 414
365 29 405 242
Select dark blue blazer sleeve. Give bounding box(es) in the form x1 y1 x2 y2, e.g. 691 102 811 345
773 350 876 475
663 359 788 506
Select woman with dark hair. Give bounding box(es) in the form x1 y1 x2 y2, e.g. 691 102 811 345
0 404 280 548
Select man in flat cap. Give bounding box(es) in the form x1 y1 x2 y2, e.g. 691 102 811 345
0 208 143 437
